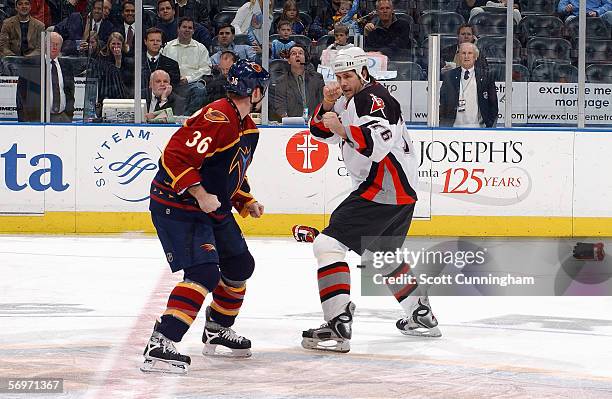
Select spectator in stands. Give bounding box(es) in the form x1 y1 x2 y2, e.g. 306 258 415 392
142 27 181 90
30 0 51 26
156 0 211 46
470 0 521 24
211 24 257 64
113 0 136 56
60 0 88 22
309 0 342 40
99 31 135 96
82 0 114 45
332 0 360 36
0 0 45 56
441 23 488 73
233 0 274 41
364 0 413 57
271 20 296 60
161 16 211 115
269 44 324 121
54 11 88 56
175 0 213 33
0 0 45 122
557 0 612 25
49 32 75 123
327 24 354 50
456 0 488 23
205 50 237 104
440 42 498 128
144 69 185 120
272 0 305 35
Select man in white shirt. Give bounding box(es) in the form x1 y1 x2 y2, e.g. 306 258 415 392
439 42 498 128
161 16 211 115
49 32 75 123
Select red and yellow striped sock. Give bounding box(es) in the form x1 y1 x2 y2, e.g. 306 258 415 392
157 281 208 342
209 279 246 327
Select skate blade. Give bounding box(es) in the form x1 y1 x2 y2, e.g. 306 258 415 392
301 337 350 353
140 358 189 374
399 326 442 338
202 344 252 358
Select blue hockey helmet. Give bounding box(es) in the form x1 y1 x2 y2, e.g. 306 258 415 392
225 59 270 97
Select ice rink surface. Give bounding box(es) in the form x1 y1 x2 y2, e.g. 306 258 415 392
1 235 612 399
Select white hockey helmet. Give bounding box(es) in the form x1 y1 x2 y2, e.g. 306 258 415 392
332 46 369 82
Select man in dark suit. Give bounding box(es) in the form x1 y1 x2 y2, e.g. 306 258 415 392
268 45 324 122
55 0 113 56
144 69 185 121
440 42 498 128
142 27 181 90
49 32 76 123
112 0 136 56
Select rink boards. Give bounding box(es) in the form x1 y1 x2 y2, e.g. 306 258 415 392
0 123 611 236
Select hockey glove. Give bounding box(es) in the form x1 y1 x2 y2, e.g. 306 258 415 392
292 225 320 243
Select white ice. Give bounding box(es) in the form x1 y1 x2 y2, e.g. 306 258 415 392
1 235 612 399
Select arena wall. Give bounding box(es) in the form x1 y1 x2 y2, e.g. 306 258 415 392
0 123 611 236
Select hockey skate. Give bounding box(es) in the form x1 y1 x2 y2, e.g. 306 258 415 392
141 323 191 374
396 297 442 338
301 302 356 353
202 307 252 357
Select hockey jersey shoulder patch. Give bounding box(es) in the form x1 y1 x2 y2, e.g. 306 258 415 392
370 93 386 115
204 108 230 123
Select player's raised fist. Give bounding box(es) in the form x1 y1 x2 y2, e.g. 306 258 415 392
323 82 342 104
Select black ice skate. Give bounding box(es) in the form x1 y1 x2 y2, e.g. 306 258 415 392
396 297 442 338
301 302 356 353
141 322 191 374
202 307 252 357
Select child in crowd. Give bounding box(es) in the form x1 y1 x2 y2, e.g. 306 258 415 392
326 24 354 51
331 0 360 36
271 20 296 60
278 0 305 35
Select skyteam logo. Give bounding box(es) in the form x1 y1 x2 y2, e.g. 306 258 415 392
92 128 159 203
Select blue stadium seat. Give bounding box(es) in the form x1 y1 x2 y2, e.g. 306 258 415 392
477 35 523 64
387 60 426 80
471 12 512 36
417 11 465 42
565 17 611 40
518 15 564 45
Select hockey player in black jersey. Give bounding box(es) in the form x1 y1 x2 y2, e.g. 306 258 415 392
303 47 441 353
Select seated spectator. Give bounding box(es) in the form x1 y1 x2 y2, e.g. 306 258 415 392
175 0 213 33
31 0 52 26
470 0 521 24
364 0 412 57
144 69 185 121
332 0 360 36
327 24 355 51
269 44 324 121
112 0 136 56
233 0 274 40
99 31 135 96
440 42 498 128
156 0 211 46
557 0 612 25
54 11 88 56
271 20 296 60
456 0 488 23
161 16 211 115
206 50 237 104
441 23 488 73
309 0 342 40
142 27 181 90
49 32 76 123
272 0 305 35
0 0 45 57
211 24 257 64
82 0 114 45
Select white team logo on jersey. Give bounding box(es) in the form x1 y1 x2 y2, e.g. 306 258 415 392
370 94 386 117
